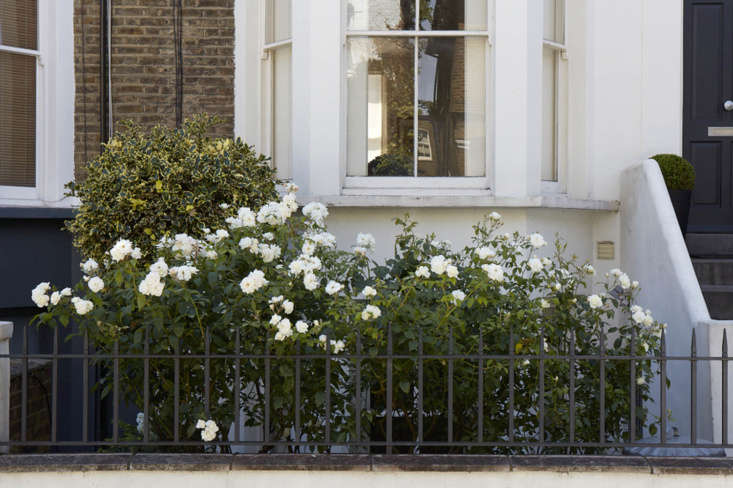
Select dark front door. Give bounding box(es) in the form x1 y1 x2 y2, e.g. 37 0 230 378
684 0 733 232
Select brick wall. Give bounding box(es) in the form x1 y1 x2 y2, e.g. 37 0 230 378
73 0 235 180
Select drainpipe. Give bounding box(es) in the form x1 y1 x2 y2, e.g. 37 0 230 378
100 0 112 143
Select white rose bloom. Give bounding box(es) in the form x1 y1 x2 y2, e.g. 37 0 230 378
257 202 287 226
642 313 654 327
619 273 631 290
636 377 646 385
325 280 344 295
331 340 346 354
50 291 62 305
240 270 268 294
303 273 320 291
171 234 198 257
529 233 547 249
476 246 496 260
415 266 430 278
361 304 381 321
632 280 640 289
319 334 327 344
553 282 562 291
540 299 551 309
206 229 229 244
288 255 322 276
302 202 329 225
139 271 165 296
609 268 623 277
362 286 377 298
31 282 51 308
353 246 368 256
500 233 512 240
430 255 449 275
630 305 642 314
88 277 105 293
169 265 199 282
356 233 376 250
528 258 543 273
282 300 294 315
109 239 134 262
295 320 309 334
263 232 275 241
306 232 336 249
583 264 596 275
131 247 142 260
196 419 206 429
258 243 282 263
81 258 99 275
270 314 283 326
302 240 316 256
71 297 94 315
451 290 466 303
541 257 552 267
285 182 300 193
632 309 646 324
446 265 459 279
282 193 298 213
219 203 230 209
149 258 169 278
489 211 502 221
239 237 259 253
277 318 293 336
482 264 504 283
587 294 603 309
269 296 284 310
227 207 256 228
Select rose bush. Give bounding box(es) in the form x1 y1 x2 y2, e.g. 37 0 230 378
33 189 666 454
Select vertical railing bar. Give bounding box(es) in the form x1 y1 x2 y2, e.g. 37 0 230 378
539 327 545 449
113 339 119 444
691 329 697 445
629 327 636 443
599 322 606 444
143 324 150 443
51 327 58 443
325 334 332 447
508 323 515 442
264 333 270 444
418 327 424 449
234 328 241 443
83 332 89 442
386 322 393 454
174 338 180 443
723 330 728 446
660 330 667 444
354 332 362 449
21 322 28 442
448 326 454 443
204 326 211 416
569 329 576 444
294 339 301 448
477 329 484 443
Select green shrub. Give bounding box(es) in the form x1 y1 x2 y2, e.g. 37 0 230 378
66 114 278 263
651 153 696 190
368 153 412 176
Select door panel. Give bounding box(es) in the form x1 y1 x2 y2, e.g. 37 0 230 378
684 0 733 232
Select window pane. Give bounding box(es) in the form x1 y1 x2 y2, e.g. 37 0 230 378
420 0 487 31
542 46 557 182
273 45 292 179
417 38 485 176
0 0 37 50
347 37 414 176
267 0 291 43
543 0 564 43
346 0 415 31
0 52 36 187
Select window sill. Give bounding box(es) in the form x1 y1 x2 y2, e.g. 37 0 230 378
308 191 619 211
0 197 79 219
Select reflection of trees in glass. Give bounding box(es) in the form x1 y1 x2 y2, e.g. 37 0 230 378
368 153 412 176
420 0 465 30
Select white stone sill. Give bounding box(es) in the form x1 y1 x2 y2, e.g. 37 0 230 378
307 191 619 211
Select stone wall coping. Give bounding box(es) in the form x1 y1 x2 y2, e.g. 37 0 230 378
0 454 732 475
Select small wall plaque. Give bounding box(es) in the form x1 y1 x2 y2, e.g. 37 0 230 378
708 127 733 137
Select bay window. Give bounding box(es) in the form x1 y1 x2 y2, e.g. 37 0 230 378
345 0 490 183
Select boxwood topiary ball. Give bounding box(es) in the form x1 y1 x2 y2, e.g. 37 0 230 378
651 154 696 191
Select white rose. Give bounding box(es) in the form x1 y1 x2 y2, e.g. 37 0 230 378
529 233 547 249
362 286 377 298
356 233 376 250
361 304 381 321
295 320 309 334
302 202 329 224
489 211 502 221
451 290 466 303
476 246 496 260
71 297 94 315
240 270 268 294
325 280 344 296
430 255 449 275
149 258 169 278
541 299 551 309
31 282 51 308
88 277 105 293
50 291 61 306
482 264 504 283
331 340 346 354
139 271 165 296
528 258 543 273
415 266 430 278
583 264 595 275
109 239 134 262
81 258 99 275
446 265 459 279
303 273 320 291
587 294 603 309
282 300 294 315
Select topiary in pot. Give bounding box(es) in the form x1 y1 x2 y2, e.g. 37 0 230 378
651 154 696 234
66 114 279 263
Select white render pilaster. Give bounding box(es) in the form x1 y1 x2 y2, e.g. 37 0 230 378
0 322 13 454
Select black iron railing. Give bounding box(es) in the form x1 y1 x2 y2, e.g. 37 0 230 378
1 324 731 454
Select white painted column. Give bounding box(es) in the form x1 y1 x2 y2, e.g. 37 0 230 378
493 0 541 198
303 0 343 197
0 322 13 454
290 0 312 196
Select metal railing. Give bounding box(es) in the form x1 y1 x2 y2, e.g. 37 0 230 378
1 323 731 454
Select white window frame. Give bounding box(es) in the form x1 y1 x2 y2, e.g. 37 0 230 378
541 0 568 194
260 0 292 181
341 2 493 191
0 0 75 208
